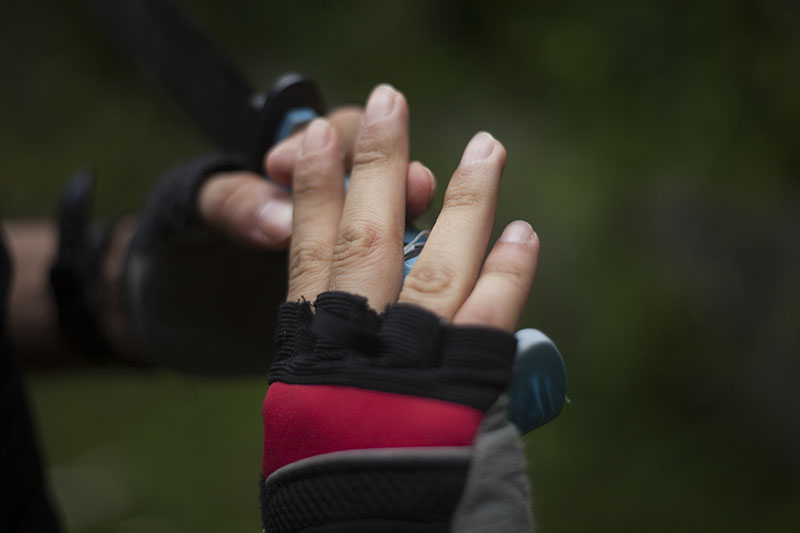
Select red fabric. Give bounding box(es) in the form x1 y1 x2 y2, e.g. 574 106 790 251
262 383 483 477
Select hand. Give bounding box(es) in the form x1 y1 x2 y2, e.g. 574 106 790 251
197 106 437 249
287 84 539 332
260 85 538 531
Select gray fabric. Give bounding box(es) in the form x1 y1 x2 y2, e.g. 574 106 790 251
451 394 534 533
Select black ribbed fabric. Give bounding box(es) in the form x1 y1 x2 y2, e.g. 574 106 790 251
270 291 517 412
260 455 469 533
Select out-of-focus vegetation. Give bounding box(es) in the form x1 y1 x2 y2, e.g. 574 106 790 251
2 0 799 531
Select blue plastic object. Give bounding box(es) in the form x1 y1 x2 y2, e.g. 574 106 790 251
274 107 319 144
509 329 567 434
402 228 427 277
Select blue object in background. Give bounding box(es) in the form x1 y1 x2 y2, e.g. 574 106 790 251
274 107 319 144
402 227 427 277
509 329 567 434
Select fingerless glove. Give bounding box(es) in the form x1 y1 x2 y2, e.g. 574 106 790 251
124 154 286 373
261 291 533 532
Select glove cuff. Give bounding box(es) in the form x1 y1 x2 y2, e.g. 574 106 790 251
270 291 517 410
263 292 531 532
261 448 471 533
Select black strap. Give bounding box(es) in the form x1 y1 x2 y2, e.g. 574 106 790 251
49 170 116 362
310 308 380 355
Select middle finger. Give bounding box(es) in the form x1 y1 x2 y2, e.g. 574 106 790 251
329 85 410 311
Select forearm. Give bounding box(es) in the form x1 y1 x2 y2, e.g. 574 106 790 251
4 219 138 369
5 220 76 368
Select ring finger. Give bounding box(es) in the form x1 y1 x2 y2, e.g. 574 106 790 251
399 132 505 319
286 118 346 302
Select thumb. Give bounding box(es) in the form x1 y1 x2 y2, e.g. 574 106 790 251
198 171 293 249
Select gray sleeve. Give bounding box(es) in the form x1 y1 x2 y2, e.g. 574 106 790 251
451 394 535 533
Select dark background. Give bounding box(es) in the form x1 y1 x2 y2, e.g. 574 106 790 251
2 0 799 531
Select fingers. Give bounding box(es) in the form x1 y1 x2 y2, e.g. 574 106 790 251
406 162 437 221
452 221 539 332
198 171 293 249
266 104 436 221
329 85 409 311
266 106 363 187
286 119 346 302
399 132 505 319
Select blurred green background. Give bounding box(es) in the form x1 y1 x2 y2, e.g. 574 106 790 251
2 0 799 531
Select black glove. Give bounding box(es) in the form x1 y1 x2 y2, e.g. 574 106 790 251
124 154 286 373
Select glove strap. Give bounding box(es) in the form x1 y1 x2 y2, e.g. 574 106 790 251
49 170 116 362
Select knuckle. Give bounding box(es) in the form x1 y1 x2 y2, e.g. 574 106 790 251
458 303 503 328
442 178 484 211
487 267 526 291
489 249 535 285
351 145 391 171
351 124 397 171
289 242 330 284
332 220 388 267
292 166 330 197
294 153 336 195
403 261 457 299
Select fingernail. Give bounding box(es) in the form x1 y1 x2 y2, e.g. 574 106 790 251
460 132 495 167
425 165 437 198
302 119 331 153
364 84 397 124
499 220 534 244
256 198 293 244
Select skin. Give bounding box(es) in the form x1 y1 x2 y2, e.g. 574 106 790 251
283 84 540 333
8 87 534 369
198 106 437 249
7 103 438 368
5 218 139 368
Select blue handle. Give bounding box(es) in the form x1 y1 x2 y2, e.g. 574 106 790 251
273 107 319 144
509 329 567 434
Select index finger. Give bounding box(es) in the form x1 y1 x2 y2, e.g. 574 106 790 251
265 106 363 186
328 85 409 311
